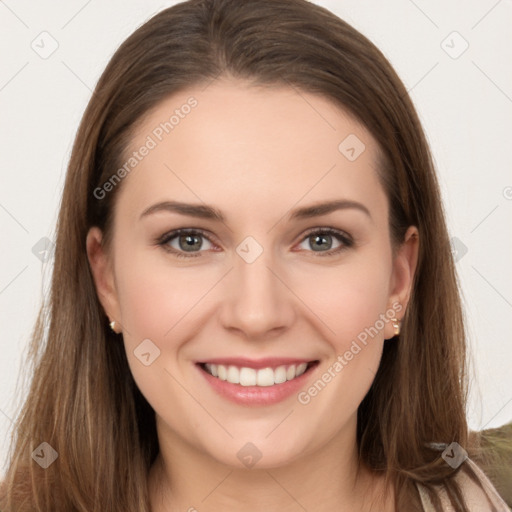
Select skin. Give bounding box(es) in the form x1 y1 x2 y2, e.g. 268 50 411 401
86 78 419 511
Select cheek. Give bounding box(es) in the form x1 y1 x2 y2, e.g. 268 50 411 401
294 255 392 350
113 251 215 413
114 246 215 340
293 258 392 423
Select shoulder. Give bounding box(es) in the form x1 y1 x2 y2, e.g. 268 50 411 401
416 459 510 512
454 459 509 511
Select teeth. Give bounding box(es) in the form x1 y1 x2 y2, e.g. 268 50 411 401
274 365 287 384
227 365 240 384
217 364 227 381
204 362 310 386
256 368 274 387
286 365 296 380
240 367 256 386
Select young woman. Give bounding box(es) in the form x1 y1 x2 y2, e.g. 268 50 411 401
0 0 509 510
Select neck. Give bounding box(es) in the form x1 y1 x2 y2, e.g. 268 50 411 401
148 417 394 512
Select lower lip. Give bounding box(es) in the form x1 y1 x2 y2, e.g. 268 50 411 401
196 362 319 406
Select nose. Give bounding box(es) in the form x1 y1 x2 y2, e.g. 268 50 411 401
219 246 296 341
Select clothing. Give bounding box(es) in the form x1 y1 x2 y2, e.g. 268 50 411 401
415 457 510 511
477 422 512 505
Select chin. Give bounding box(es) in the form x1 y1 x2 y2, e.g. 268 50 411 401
205 434 310 471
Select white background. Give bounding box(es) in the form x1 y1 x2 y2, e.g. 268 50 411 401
1 0 511 477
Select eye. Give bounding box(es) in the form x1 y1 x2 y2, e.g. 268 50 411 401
296 227 353 256
157 228 216 258
156 226 354 259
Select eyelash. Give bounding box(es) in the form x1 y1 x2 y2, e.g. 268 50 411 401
156 227 354 259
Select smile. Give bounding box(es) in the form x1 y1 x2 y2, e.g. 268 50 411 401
201 362 314 387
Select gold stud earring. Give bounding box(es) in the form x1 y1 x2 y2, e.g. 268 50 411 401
392 318 401 336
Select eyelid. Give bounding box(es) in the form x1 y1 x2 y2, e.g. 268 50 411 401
299 226 353 244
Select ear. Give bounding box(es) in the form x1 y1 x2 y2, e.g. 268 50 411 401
383 225 419 340
86 226 122 331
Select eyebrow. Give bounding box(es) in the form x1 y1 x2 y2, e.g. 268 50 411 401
139 199 372 222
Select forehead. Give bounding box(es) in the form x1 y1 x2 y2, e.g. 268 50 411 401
116 78 386 225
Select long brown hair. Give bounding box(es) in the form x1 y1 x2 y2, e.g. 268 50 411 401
0 0 485 510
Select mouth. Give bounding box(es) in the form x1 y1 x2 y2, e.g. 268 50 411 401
197 360 320 387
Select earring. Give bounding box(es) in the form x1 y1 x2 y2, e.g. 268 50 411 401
392 318 401 337
109 320 120 334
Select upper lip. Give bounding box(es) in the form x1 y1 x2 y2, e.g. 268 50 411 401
197 357 318 369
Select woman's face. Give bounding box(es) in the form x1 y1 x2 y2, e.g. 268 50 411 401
87 78 417 469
